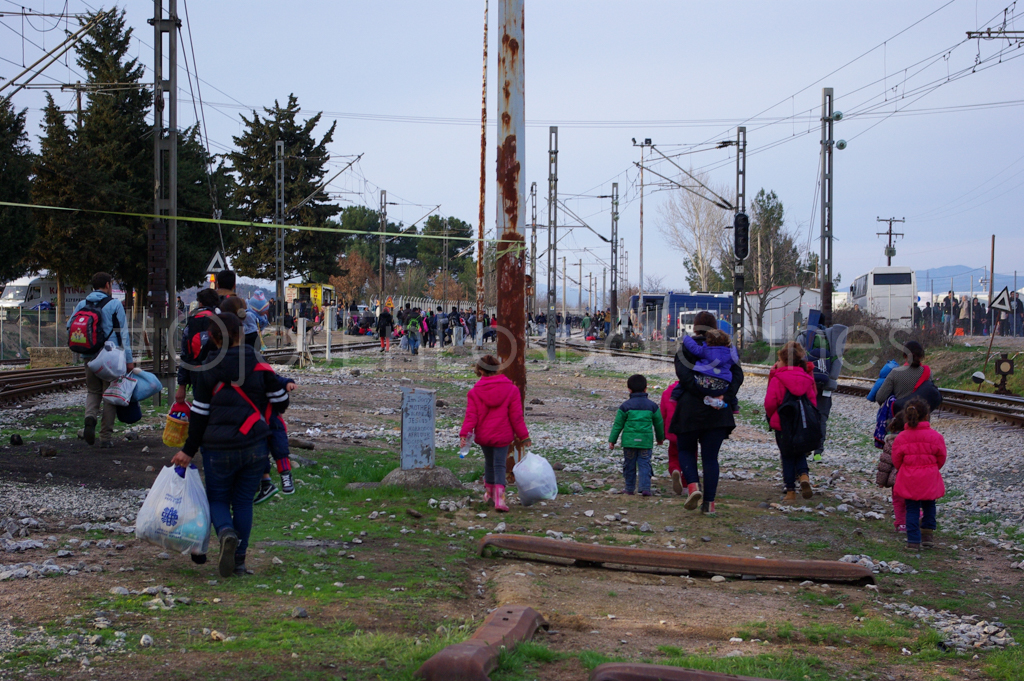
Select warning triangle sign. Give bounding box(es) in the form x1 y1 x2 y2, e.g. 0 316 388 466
989 286 1012 314
205 251 227 274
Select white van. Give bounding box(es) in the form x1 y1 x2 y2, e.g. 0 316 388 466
0 275 106 311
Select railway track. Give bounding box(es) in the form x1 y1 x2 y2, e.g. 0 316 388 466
557 339 1024 429
0 340 381 406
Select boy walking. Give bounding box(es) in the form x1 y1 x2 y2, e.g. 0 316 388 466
608 374 665 496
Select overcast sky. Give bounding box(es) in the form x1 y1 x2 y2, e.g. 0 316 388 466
3 0 1023 294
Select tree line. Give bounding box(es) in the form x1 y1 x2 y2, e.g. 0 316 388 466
0 9 477 315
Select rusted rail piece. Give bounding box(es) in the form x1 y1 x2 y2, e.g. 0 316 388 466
415 604 547 681
479 535 875 584
591 662 780 681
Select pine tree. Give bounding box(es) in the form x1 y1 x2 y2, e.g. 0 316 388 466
0 98 34 282
228 94 343 280
29 95 110 318
75 9 153 305
418 215 472 273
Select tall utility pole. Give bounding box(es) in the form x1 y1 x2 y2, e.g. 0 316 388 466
562 256 567 321
733 126 747 349
602 267 606 314
495 0 527 410
876 217 905 266
379 190 387 293
634 138 654 335
476 0 489 345
577 260 583 313
275 140 285 319
820 87 835 326
530 182 537 316
151 0 178 386
609 182 619 332
546 126 559 360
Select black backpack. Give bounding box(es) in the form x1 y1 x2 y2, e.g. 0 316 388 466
777 390 823 458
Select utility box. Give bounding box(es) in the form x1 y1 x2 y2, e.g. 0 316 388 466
400 386 436 470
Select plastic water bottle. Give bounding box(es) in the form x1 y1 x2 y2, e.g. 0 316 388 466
703 395 726 409
459 433 474 458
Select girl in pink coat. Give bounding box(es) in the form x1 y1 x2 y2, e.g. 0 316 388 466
459 355 532 512
891 398 946 550
763 342 819 501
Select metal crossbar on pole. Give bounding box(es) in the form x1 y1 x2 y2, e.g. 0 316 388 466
820 88 835 326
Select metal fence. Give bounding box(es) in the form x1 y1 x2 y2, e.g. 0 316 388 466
0 307 157 361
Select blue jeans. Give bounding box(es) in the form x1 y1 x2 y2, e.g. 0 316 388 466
677 428 728 502
622 448 652 494
905 499 937 544
408 332 420 353
481 445 509 486
202 441 267 559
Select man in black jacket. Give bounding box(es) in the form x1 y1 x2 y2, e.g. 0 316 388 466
171 313 290 578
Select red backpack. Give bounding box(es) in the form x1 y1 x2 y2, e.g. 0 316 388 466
68 296 119 354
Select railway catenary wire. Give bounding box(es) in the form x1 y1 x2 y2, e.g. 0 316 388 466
0 340 381 406
556 339 1024 429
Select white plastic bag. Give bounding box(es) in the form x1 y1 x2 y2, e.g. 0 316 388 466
102 374 137 407
513 451 558 507
87 341 126 382
135 465 211 556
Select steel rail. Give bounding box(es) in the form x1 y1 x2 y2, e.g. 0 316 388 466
479 534 876 584
415 604 546 681
591 663 781 681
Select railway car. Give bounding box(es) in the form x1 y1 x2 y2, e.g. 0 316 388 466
849 267 917 327
627 292 733 338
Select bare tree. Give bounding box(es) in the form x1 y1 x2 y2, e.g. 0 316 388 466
658 169 730 292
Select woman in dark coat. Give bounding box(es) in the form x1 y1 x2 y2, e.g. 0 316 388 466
669 311 743 516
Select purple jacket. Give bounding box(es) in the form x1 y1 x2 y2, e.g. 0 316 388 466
682 335 738 383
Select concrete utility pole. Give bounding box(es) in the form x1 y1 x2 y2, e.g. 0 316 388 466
379 190 387 293
876 217 905 266
734 126 747 349
578 260 583 313
150 0 179 388
602 267 606 315
820 88 835 326
275 140 285 319
495 0 527 411
634 138 654 336
476 0 488 345
530 181 537 316
546 126 558 360
562 256 567 321
609 182 619 331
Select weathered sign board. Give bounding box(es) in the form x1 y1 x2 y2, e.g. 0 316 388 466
401 386 436 470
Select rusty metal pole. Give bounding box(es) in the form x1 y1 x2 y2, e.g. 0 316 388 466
475 0 489 347
496 0 526 455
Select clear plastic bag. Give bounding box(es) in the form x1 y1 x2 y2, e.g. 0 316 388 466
513 451 558 506
87 341 126 382
135 465 211 556
102 374 137 407
131 368 163 402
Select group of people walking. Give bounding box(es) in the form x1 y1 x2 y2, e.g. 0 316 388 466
919 291 1024 337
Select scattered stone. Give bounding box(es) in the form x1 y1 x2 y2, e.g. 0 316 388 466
210 630 225 642
434 399 445 408
145 466 154 473
37 446 57 458
530 398 544 405
494 522 506 533
9 434 23 446
109 587 129 596
664 526 675 533
139 634 154 647
291 607 309 619
569 482 583 494
639 522 653 533
406 508 423 519
584 510 594 517
380 466 463 490
156 552 170 560
836 504 850 513
272 557 283 565
711 575 726 583
701 536 711 543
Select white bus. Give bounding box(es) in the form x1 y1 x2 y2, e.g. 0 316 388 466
850 266 917 327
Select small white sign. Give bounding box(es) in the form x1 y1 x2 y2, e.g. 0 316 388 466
990 287 1012 314
205 251 227 274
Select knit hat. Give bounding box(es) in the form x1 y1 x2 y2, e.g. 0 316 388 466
248 290 270 315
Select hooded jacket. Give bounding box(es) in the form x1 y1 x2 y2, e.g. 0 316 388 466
609 392 665 450
459 374 529 447
182 343 289 456
67 290 133 363
764 363 819 431
670 335 743 436
892 422 946 501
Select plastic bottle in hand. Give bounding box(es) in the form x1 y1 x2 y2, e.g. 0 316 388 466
703 395 726 409
459 433 475 458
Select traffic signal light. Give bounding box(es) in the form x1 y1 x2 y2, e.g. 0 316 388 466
733 212 749 260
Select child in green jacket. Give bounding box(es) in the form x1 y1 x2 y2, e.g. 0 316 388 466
608 374 665 496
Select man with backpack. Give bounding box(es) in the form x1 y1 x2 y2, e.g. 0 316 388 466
66 272 134 448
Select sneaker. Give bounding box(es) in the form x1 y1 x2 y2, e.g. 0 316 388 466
640 490 652 497
906 542 921 552
671 470 683 496
233 563 252 577
782 490 797 502
83 416 97 446
700 501 717 516
683 483 703 511
896 524 907 533
99 440 114 449
812 453 823 462
218 529 239 578
190 553 207 565
798 474 813 499
280 470 295 495
254 479 278 505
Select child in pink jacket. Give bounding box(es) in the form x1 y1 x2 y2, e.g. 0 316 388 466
891 398 946 550
763 342 819 502
459 355 532 512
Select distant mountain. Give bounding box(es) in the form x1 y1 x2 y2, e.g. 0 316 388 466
916 266 1023 294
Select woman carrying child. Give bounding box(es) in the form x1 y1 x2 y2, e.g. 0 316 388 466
459 355 532 512
891 398 946 550
764 341 818 501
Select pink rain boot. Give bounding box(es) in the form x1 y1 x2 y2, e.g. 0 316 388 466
483 483 494 504
494 484 509 512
